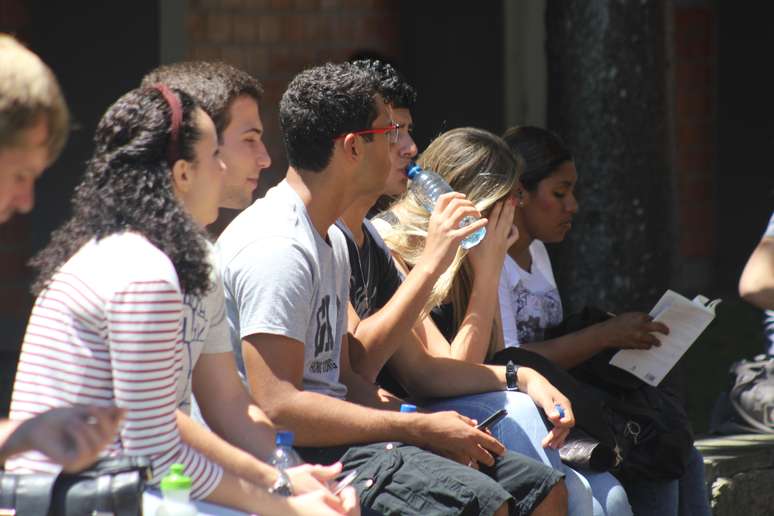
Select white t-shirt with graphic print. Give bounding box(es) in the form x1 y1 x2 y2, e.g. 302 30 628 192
498 240 563 347
176 242 232 415
217 180 349 399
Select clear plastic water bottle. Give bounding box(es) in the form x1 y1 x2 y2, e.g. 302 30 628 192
268 431 302 497
406 162 486 249
156 463 198 515
270 430 302 471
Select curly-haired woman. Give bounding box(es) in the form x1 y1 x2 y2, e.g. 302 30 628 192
6 85 356 516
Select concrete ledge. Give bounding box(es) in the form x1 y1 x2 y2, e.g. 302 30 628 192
696 434 774 515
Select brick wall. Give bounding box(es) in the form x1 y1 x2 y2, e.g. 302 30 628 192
672 5 716 261
185 0 400 190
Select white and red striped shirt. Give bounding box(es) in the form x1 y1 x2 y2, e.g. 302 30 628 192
7 232 222 499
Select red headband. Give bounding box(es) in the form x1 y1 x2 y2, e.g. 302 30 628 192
152 83 182 167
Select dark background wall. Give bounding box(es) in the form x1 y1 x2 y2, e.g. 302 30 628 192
716 2 774 290
397 0 504 152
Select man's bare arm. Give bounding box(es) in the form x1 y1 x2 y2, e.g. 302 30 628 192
349 193 487 381
177 409 278 488
193 351 276 460
241 332 414 447
387 330 506 398
339 333 404 410
347 265 437 383
387 330 574 448
242 332 508 467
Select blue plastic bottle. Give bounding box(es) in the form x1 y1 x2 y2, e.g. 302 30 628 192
400 403 417 413
406 162 486 249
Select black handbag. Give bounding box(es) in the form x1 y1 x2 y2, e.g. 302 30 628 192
491 306 696 480
557 427 619 472
550 307 695 480
602 385 694 482
0 455 152 516
490 347 624 472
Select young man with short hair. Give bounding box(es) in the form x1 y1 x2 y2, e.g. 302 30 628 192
339 59 632 516
140 62 347 500
218 61 568 516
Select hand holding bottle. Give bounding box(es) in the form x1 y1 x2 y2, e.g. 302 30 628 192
407 162 487 249
420 192 487 276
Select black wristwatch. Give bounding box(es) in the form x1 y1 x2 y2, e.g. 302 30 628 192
506 360 519 391
268 469 293 497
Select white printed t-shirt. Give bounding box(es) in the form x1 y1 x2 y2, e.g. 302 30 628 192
498 240 563 347
177 242 231 415
217 180 350 399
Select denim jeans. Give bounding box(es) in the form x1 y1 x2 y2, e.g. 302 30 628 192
426 391 632 516
622 446 711 516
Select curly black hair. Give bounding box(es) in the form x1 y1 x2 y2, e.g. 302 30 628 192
279 61 380 172
30 86 212 298
141 61 263 137
351 59 416 111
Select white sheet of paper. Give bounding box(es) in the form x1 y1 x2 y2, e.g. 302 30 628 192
609 290 719 386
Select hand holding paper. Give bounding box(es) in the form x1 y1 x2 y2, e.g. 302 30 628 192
609 290 721 386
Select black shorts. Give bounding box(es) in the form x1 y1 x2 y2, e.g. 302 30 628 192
299 442 563 516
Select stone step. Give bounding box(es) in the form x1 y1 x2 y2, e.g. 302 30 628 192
695 434 774 516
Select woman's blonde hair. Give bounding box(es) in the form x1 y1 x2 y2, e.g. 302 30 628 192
379 127 521 359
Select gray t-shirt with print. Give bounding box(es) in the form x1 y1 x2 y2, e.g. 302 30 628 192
217 180 349 399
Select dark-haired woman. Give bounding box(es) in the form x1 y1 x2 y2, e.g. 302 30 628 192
6 86 357 516
498 126 710 516
377 126 630 516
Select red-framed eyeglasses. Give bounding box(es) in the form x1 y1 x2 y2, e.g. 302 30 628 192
335 122 401 144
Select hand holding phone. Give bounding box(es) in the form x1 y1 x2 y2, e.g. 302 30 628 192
332 469 358 496
475 408 508 431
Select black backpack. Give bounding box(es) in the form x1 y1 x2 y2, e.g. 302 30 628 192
492 306 695 481
490 345 694 481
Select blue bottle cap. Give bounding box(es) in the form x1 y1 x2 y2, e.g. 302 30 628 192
400 403 417 413
406 162 421 179
276 430 294 446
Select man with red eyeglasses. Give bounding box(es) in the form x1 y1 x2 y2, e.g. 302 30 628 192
218 61 568 515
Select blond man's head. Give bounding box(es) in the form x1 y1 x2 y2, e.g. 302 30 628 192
0 34 69 222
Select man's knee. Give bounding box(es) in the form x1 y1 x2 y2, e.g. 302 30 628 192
531 478 568 516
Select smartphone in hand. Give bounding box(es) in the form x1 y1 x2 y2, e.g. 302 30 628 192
332 470 358 495
475 409 508 431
